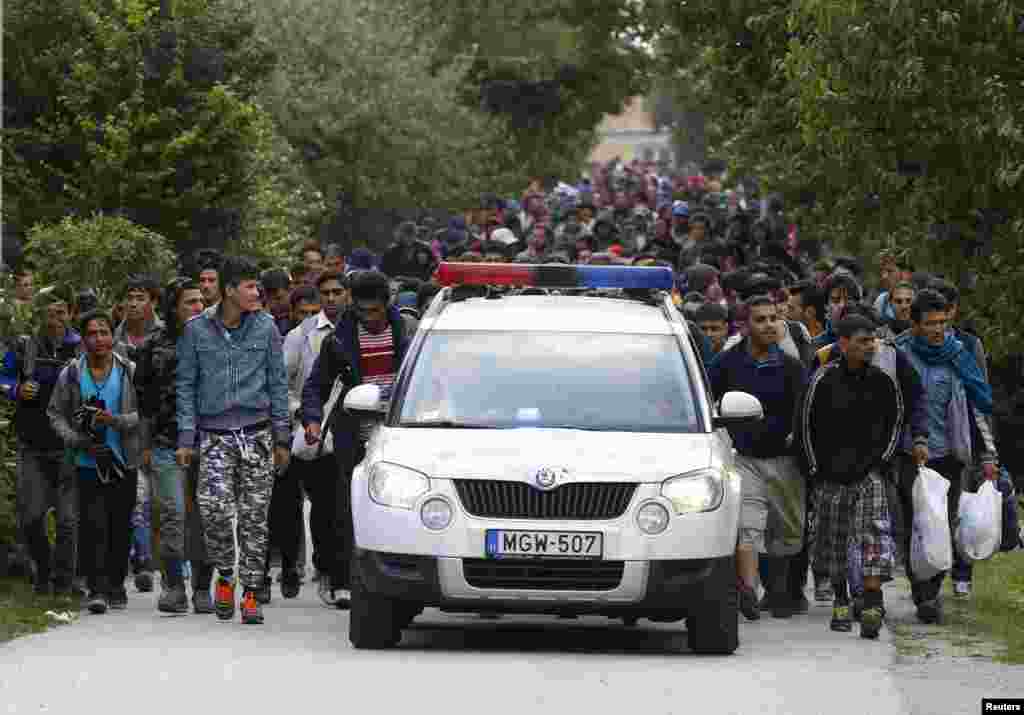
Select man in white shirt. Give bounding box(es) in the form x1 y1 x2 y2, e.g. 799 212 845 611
266 272 348 604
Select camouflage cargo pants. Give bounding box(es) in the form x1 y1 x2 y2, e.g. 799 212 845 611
196 427 275 589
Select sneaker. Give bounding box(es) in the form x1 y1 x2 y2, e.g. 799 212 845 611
280 569 301 599
953 581 971 599
814 578 834 603
108 589 128 610
830 603 853 632
192 588 215 615
134 570 154 593
240 590 264 625
916 598 942 625
317 577 334 607
739 581 760 621
255 576 272 605
860 607 884 639
215 577 236 621
332 588 351 610
87 592 108 614
157 584 188 614
852 596 864 622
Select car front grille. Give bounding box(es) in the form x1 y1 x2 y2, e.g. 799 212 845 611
462 558 625 591
453 480 636 520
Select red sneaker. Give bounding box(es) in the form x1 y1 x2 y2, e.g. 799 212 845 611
240 590 264 625
214 577 235 621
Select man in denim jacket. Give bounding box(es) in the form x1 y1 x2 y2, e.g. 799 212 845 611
175 256 290 625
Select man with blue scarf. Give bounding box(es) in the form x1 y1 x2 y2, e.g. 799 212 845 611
895 289 998 624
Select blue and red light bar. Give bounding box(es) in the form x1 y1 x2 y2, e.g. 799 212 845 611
435 262 675 291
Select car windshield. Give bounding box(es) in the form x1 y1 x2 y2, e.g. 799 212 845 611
397 331 703 432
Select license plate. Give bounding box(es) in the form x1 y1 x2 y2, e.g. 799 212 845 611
485 530 603 559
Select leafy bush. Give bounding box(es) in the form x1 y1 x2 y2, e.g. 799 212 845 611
25 214 176 309
0 402 17 547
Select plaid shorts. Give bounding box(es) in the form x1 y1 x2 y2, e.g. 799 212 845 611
812 472 895 584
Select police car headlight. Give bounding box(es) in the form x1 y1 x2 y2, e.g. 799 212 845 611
661 469 724 515
420 498 453 530
636 502 670 535
368 462 430 510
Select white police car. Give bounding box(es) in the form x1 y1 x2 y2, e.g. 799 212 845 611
342 262 764 654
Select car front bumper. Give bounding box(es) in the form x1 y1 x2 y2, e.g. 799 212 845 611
353 549 729 616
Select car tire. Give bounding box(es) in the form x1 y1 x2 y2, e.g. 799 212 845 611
686 556 739 655
348 563 403 650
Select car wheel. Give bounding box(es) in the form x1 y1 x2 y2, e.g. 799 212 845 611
686 556 739 655
348 564 403 650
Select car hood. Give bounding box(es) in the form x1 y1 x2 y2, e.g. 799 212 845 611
373 427 715 483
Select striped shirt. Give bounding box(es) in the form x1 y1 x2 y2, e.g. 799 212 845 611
358 323 396 441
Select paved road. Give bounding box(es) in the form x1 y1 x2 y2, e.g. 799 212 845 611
3 574 1020 715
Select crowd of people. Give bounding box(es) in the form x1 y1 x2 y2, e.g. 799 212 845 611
1 158 1017 640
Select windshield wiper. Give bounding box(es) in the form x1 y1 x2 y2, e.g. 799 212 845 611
400 420 496 429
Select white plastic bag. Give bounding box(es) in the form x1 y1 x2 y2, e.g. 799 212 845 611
290 376 343 461
956 481 1002 562
910 467 953 580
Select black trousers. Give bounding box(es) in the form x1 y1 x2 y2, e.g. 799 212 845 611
17 448 77 589
266 455 335 574
898 454 970 604
331 442 365 590
77 468 138 596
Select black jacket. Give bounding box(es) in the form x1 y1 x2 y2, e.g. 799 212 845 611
301 306 413 456
135 327 180 450
799 357 902 485
2 331 82 449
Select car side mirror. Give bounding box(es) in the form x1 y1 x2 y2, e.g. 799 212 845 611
712 391 764 429
343 383 386 416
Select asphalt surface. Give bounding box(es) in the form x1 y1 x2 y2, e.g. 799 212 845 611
3 571 1021 715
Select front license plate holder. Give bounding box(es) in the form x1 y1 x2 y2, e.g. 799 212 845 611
485 530 604 559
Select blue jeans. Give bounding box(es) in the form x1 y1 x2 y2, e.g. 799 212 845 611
151 448 188 582
130 472 152 571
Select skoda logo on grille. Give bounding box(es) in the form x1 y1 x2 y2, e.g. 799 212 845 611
534 467 565 490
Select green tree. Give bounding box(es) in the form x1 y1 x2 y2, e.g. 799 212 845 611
254 0 533 217
644 0 1024 359
419 0 652 177
236 109 329 265
782 0 1024 358
24 215 177 309
3 0 277 257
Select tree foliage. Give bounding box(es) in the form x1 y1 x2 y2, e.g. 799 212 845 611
419 0 652 174
646 0 1024 359
3 0 279 258
255 0 589 226
25 215 177 309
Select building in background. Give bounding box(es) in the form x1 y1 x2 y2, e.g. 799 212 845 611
589 97 675 166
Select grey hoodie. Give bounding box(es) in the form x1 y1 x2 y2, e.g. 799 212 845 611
47 352 142 469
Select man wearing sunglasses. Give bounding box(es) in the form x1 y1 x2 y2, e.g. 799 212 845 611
300 270 415 607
